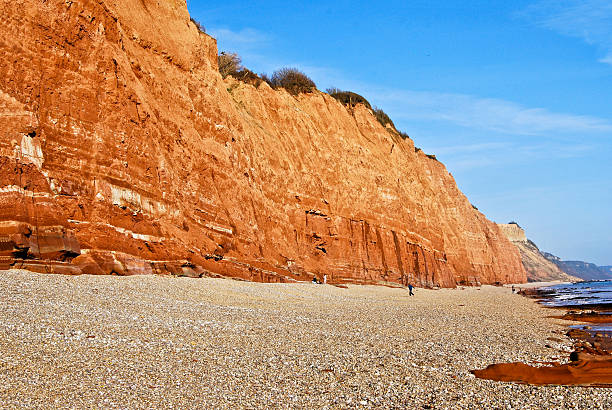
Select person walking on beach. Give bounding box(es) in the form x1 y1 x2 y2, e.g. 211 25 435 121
408 284 414 296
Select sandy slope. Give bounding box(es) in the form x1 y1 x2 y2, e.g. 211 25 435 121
0 270 610 408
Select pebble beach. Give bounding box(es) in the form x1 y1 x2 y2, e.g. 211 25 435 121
1 269 610 408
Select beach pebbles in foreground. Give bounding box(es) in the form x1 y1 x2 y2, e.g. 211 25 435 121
1 270 611 408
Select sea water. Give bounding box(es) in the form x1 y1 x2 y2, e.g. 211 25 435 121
539 281 612 351
539 280 612 308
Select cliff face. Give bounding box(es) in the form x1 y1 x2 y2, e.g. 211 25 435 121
498 224 578 283
0 0 526 286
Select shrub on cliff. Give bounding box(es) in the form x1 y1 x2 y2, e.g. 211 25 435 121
190 17 206 33
373 107 395 129
268 68 317 95
326 89 410 141
218 52 242 78
326 88 372 109
260 73 273 87
414 146 438 160
233 68 263 86
218 52 263 86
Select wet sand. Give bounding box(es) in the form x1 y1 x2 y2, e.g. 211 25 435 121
1 270 610 408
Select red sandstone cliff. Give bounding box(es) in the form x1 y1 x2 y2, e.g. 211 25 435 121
0 0 526 286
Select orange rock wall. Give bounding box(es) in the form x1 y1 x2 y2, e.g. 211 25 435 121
0 0 527 286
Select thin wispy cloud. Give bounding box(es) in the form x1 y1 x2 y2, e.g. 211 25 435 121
599 55 612 65
207 27 278 74
471 179 612 205
208 27 269 52
364 88 612 136
429 142 511 156
207 27 338 78
421 140 595 171
522 0 612 65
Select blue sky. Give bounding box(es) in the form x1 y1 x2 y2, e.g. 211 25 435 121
187 0 612 265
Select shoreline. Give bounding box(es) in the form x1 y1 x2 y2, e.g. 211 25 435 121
506 280 575 289
1 269 610 406
474 280 612 386
532 282 612 356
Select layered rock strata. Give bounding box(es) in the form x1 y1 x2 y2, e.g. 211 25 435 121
0 0 526 286
498 223 578 283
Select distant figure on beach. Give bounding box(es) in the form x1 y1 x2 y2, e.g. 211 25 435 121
323 274 327 284
312 276 321 284
512 285 515 293
408 284 414 296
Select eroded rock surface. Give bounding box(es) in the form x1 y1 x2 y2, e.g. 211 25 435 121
0 0 526 286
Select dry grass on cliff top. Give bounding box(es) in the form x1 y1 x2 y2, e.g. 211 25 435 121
1 270 610 408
